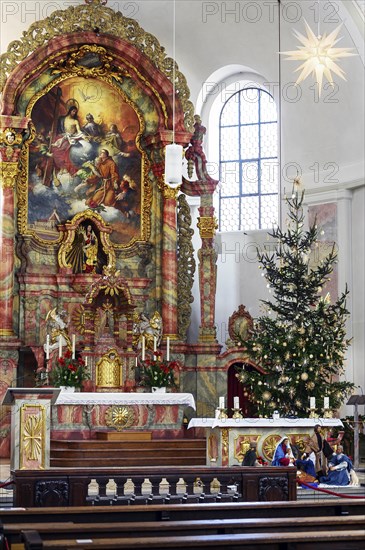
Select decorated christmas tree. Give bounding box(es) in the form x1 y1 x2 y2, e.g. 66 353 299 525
236 186 354 418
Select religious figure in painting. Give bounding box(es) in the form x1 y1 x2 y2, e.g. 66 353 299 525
84 149 120 208
51 105 90 177
28 78 143 245
115 177 137 218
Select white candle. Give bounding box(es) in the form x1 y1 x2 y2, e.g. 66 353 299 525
142 336 145 361
324 397 329 409
219 396 225 409
166 337 170 361
234 396 239 409
84 356 88 367
153 336 157 352
310 396 316 409
46 334 50 360
58 336 62 358
72 334 76 359
135 356 138 367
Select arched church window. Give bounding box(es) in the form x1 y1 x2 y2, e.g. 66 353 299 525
219 87 278 231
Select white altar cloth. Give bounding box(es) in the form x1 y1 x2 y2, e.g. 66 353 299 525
56 391 196 409
188 417 343 429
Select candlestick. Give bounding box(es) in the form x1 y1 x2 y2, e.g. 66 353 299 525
58 336 62 358
166 337 170 361
219 396 225 409
46 334 50 360
233 396 239 409
72 334 76 359
142 336 145 361
310 396 315 409
324 396 329 409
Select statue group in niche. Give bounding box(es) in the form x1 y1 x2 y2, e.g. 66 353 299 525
133 311 163 351
28 78 143 245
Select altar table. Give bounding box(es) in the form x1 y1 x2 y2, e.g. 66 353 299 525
56 391 195 408
188 417 343 467
52 392 196 440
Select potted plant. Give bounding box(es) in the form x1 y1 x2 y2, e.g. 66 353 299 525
140 352 178 392
49 350 90 391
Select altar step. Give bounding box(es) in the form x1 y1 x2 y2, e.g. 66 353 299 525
50 438 207 467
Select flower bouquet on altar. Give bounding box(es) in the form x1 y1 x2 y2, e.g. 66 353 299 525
49 349 90 389
140 351 178 391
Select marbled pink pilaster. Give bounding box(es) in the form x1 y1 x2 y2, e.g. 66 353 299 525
0 185 15 336
162 194 178 337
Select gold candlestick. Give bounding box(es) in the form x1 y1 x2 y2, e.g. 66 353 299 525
232 407 243 419
323 407 333 419
218 407 228 419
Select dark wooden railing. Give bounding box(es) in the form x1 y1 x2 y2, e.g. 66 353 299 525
13 466 297 507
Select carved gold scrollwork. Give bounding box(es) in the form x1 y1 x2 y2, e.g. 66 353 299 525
0 128 23 146
233 434 261 463
177 193 196 340
20 404 46 468
50 45 127 81
0 2 194 131
163 184 180 200
0 162 19 188
197 216 218 239
262 434 282 462
105 406 135 431
221 428 229 462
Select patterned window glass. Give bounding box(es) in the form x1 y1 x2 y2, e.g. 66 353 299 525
219 87 278 231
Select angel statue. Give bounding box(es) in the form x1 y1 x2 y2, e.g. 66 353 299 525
132 311 163 351
44 308 72 353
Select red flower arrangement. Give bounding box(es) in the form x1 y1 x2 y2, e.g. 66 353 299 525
257 456 269 466
49 349 90 389
140 351 178 389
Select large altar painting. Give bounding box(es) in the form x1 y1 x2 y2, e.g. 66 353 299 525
27 76 145 245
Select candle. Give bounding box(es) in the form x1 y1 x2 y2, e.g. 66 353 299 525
310 396 316 409
142 336 145 361
324 397 329 409
153 336 157 352
84 356 88 367
219 396 225 409
234 396 239 409
72 334 76 359
58 336 62 358
166 337 170 361
135 356 138 368
46 334 50 360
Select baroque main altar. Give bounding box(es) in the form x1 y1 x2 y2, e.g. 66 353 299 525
0 0 255 459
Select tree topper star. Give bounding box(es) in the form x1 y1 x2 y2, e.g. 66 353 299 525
281 20 356 96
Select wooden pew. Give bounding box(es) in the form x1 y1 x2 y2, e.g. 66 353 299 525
20 528 365 550
1 498 364 526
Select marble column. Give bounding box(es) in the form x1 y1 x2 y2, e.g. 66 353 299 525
162 184 179 339
0 123 26 339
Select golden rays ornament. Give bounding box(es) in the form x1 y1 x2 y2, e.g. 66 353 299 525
281 20 356 96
